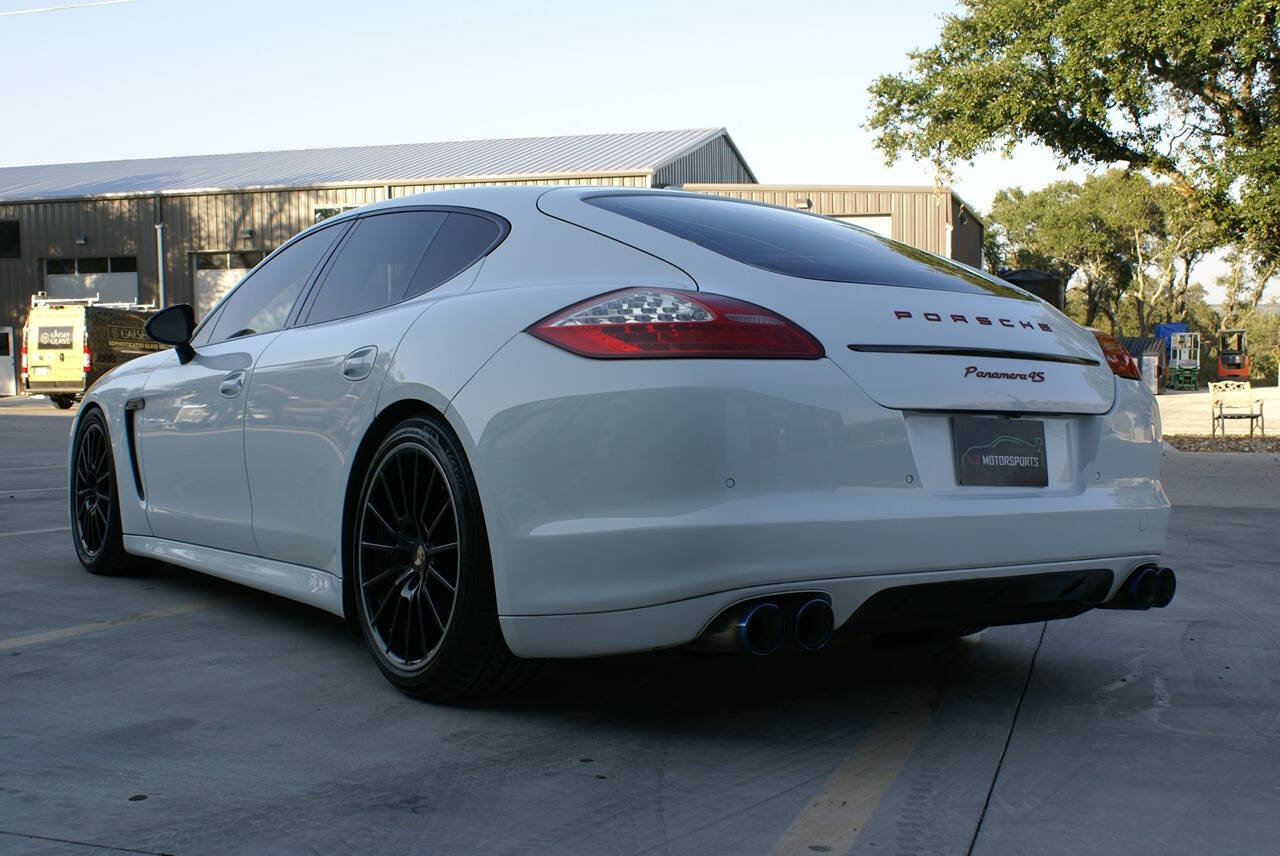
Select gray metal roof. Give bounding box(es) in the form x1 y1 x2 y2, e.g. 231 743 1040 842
0 128 731 202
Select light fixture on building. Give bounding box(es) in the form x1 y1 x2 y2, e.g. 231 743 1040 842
74 236 88 246
793 197 813 210
240 229 254 240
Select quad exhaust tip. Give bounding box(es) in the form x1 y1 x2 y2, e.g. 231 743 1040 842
737 602 786 656
1102 565 1176 610
693 595 834 655
794 598 835 651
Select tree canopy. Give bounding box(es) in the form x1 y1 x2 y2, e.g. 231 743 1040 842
988 170 1218 333
868 0 1280 261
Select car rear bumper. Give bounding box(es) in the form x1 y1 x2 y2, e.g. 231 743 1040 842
452 335 1169 624
25 380 84 394
498 554 1162 657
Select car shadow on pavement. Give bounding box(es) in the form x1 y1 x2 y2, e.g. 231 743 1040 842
483 636 994 739
138 560 1004 733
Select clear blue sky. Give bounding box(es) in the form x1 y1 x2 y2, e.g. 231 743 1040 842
10 0 1230 294
0 0 1074 203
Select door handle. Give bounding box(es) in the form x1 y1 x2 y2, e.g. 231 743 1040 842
219 369 247 398
342 346 378 382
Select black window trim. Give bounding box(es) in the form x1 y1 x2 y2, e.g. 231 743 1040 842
291 204 511 329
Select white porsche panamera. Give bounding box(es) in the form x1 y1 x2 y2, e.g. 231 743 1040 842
69 187 1174 699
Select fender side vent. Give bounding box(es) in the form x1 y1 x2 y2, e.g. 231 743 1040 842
123 406 145 500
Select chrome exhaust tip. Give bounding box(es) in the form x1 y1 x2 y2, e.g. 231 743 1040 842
738 602 786 656
794 598 835 651
1100 565 1159 610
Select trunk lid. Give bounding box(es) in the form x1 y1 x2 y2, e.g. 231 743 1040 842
779 279 1115 414
537 188 1115 415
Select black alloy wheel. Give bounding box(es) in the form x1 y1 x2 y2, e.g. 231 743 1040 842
358 436 461 671
71 408 129 575
352 416 534 700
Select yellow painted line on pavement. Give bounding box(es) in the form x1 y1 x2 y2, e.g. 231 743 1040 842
770 688 933 856
0 598 236 652
0 526 70 538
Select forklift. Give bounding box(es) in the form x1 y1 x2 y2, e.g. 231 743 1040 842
1216 329 1250 380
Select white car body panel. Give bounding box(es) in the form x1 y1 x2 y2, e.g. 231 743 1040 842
537 187 1116 414
245 297 430 573
453 335 1166 626
499 555 1161 658
124 534 343 615
71 185 1171 661
139 334 280 554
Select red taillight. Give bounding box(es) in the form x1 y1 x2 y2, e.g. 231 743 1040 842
528 288 825 359
20 342 27 371
1092 331 1140 380
83 344 92 373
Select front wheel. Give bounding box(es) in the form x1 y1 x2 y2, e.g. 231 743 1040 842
351 415 534 701
70 408 130 575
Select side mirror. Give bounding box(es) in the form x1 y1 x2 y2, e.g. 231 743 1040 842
146 304 196 364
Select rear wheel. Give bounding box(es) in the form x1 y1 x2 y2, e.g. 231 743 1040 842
352 415 534 701
50 395 75 410
70 408 130 575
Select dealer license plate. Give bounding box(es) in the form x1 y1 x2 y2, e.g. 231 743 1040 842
952 416 1048 487
33 366 50 376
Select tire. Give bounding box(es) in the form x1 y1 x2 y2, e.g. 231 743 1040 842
351 415 535 701
872 625 987 644
51 395 75 410
70 408 131 575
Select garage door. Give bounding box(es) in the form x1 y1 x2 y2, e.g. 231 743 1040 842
193 251 266 319
44 257 139 303
830 214 893 239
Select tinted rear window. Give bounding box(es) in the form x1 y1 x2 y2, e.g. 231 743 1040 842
306 211 448 325
587 194 1029 299
403 212 504 299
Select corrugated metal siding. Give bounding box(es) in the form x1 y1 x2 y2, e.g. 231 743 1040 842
0 197 156 349
685 184 958 257
949 197 984 269
0 177 668 335
0 134 757 341
652 136 755 187
159 187 387 307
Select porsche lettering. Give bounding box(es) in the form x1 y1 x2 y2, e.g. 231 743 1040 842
894 309 1051 332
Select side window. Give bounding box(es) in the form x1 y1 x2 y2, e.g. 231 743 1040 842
305 212 447 325
404 212 503 299
209 224 340 343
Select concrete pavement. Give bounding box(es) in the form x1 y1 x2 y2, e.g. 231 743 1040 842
0 407 1277 855
1156 383 1279 436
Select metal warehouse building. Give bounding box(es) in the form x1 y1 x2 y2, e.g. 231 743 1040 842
0 128 754 337
0 129 989 384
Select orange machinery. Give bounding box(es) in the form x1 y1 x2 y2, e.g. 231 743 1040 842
1216 329 1250 379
